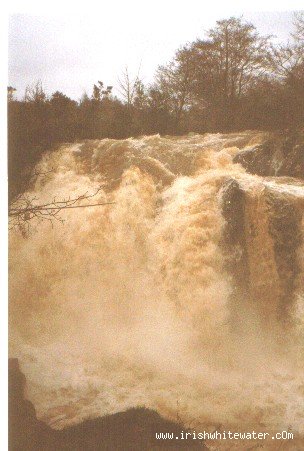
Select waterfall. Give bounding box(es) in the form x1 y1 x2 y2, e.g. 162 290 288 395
9 131 304 440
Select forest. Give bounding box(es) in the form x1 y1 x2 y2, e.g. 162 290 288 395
8 14 304 200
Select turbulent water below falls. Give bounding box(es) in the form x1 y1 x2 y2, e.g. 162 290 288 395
9 132 304 445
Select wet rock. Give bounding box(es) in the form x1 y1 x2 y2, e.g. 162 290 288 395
9 358 57 451
233 142 275 176
277 142 304 178
233 134 304 179
267 191 303 322
220 177 304 325
220 180 251 331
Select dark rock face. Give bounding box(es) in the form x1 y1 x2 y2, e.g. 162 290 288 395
9 359 56 451
220 180 250 330
221 180 248 285
267 192 303 322
233 143 275 177
277 142 304 178
233 134 304 179
220 178 303 326
9 359 205 451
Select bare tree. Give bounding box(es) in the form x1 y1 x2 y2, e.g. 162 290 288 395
156 46 196 130
271 44 303 78
24 81 47 103
271 12 304 79
117 66 142 109
292 11 304 44
207 18 271 101
155 17 271 130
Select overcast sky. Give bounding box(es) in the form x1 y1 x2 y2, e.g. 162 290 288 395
8 7 302 100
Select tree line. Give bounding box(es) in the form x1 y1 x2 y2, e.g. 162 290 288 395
8 14 304 200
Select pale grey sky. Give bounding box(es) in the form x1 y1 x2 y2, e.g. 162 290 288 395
8 9 301 100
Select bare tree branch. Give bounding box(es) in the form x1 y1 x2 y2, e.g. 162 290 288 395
117 64 142 108
9 187 114 234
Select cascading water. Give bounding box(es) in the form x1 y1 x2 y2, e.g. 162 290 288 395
9 131 304 448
